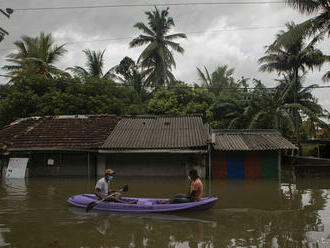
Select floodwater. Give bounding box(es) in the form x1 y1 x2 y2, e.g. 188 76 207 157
1 176 330 248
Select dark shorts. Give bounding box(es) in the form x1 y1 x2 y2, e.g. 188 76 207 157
169 194 192 204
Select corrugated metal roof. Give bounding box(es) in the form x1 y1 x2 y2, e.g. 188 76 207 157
102 115 208 149
213 129 297 151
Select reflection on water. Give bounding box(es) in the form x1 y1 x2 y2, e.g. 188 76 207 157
0 225 9 247
2 179 27 198
0 177 330 247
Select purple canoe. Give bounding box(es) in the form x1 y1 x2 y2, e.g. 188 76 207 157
67 194 218 213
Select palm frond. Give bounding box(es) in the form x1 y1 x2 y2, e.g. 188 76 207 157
138 42 158 65
249 111 265 129
66 66 89 78
322 71 330 82
164 40 185 54
164 33 187 40
286 0 323 14
197 67 211 88
129 36 154 48
273 20 313 48
133 22 155 36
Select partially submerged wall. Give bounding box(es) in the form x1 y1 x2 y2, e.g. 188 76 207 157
96 153 207 177
14 151 97 177
212 151 280 179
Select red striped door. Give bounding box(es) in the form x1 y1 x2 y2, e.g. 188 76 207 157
244 152 261 179
212 152 227 179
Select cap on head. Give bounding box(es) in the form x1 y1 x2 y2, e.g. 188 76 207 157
105 168 115 175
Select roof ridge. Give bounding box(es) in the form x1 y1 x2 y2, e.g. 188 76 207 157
212 129 281 135
120 114 203 119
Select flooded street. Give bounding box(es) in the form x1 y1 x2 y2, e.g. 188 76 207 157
1 177 330 248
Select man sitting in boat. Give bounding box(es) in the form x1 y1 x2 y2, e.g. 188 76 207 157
188 169 204 202
95 168 136 204
158 169 203 204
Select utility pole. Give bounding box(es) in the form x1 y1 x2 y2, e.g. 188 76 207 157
0 8 14 42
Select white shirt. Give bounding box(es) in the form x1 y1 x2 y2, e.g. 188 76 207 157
95 177 109 196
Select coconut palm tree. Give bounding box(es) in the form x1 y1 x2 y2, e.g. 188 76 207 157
278 75 323 115
197 65 237 95
197 66 212 89
259 23 326 77
286 0 330 37
3 32 67 79
246 78 324 136
277 74 327 135
66 49 115 81
129 7 187 89
259 22 327 148
246 82 295 131
279 0 330 81
198 65 249 128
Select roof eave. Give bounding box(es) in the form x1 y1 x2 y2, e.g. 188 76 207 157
214 147 297 151
7 147 98 152
98 149 207 154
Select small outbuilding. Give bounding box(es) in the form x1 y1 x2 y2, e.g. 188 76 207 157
211 130 297 179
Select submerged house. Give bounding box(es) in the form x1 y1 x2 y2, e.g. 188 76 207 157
211 130 297 179
98 115 209 177
0 115 208 177
0 115 121 177
0 115 296 179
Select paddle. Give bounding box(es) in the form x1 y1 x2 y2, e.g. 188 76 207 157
86 184 128 212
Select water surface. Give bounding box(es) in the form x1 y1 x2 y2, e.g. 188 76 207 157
0 177 330 248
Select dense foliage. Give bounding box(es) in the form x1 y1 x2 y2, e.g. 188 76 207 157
0 7 329 144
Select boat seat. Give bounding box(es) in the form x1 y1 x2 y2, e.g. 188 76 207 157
137 199 153 206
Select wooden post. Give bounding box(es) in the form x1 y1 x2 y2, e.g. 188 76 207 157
208 142 212 196
278 151 281 183
87 152 90 179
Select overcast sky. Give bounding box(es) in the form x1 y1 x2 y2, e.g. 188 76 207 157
0 0 329 111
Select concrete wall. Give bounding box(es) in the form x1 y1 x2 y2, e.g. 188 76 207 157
1 151 206 177
96 155 106 176
97 153 207 177
25 151 96 177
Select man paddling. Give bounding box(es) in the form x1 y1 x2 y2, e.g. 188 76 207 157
95 169 136 204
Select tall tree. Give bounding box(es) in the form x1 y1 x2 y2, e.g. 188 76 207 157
259 22 327 148
3 32 67 79
278 75 327 136
245 81 295 131
113 57 148 100
129 7 187 89
147 81 213 117
280 0 330 81
0 8 14 42
286 0 330 37
197 65 237 95
197 65 249 128
66 49 115 81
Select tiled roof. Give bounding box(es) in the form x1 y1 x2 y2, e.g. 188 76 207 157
102 115 208 149
212 129 297 151
0 115 121 150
